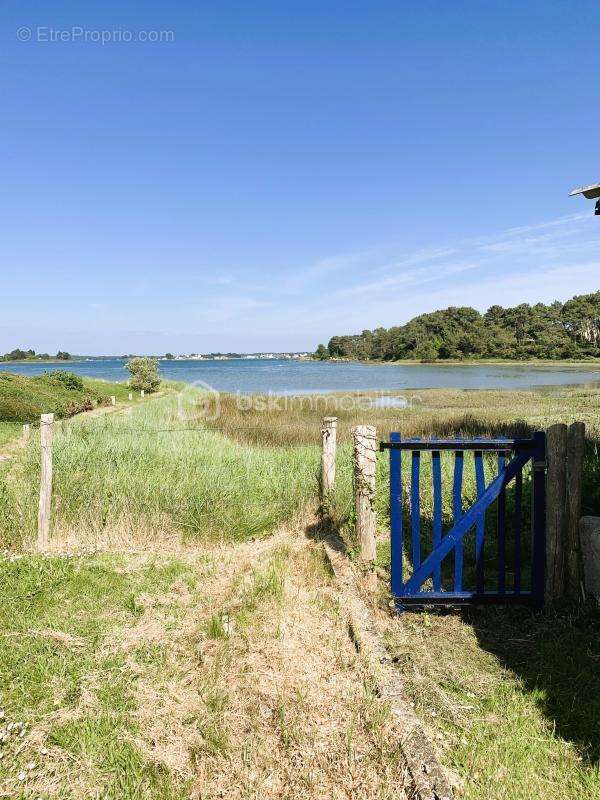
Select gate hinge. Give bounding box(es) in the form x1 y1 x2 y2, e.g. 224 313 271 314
533 459 547 471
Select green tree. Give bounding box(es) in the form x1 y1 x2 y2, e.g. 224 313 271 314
56 351 71 361
315 344 330 360
165 352 175 359
5 348 29 360
126 357 161 393
413 339 439 361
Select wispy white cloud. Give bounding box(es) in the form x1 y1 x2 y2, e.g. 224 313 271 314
297 212 598 309
337 260 478 298
254 211 600 345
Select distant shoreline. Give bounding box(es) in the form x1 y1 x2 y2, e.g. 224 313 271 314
320 357 600 369
2 355 600 368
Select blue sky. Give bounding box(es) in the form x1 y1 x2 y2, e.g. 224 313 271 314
1 1 599 354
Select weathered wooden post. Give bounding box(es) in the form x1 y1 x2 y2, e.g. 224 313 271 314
37 413 54 550
128 392 133 401
110 395 116 406
353 425 377 564
545 423 567 602
321 416 337 502
140 389 145 398
22 423 30 442
566 422 585 599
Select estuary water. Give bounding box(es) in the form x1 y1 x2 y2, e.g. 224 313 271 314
2 358 600 394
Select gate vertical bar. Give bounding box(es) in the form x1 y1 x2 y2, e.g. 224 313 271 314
453 449 464 592
474 449 486 594
411 446 421 571
497 451 507 594
431 448 442 591
389 432 403 597
514 470 523 594
532 431 546 608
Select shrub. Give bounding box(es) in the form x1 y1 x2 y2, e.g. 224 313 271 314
0 373 100 423
126 357 161 393
42 370 85 391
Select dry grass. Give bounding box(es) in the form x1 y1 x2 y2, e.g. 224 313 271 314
0 525 410 799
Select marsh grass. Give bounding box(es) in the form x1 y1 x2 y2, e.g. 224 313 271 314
205 385 600 446
0 395 320 549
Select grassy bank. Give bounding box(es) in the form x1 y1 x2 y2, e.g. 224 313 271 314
0 395 319 550
0 371 143 427
0 421 21 448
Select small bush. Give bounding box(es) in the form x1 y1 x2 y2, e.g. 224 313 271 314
126 358 161 393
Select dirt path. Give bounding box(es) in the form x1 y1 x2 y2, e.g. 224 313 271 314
106 527 412 799
1 526 411 799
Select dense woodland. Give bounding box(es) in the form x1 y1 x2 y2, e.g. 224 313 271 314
316 291 600 361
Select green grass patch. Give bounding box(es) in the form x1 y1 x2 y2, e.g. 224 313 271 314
0 552 197 798
0 421 20 448
384 604 600 800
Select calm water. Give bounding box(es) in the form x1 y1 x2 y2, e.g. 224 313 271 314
2 358 600 393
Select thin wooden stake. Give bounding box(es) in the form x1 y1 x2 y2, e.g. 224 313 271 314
140 390 145 398
545 423 567 603
37 413 54 550
353 425 377 564
566 422 585 600
22 423 30 441
110 395 116 406
128 392 133 401
321 416 337 502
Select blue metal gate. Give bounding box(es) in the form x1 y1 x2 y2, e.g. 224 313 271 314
380 433 546 609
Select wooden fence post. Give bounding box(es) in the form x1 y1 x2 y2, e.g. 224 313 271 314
545 423 567 603
128 392 133 401
566 422 585 599
140 390 145 398
22 423 30 442
37 413 54 550
353 425 377 564
110 395 116 406
321 417 337 502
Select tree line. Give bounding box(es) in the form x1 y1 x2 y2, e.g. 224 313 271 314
0 349 72 362
315 291 600 361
